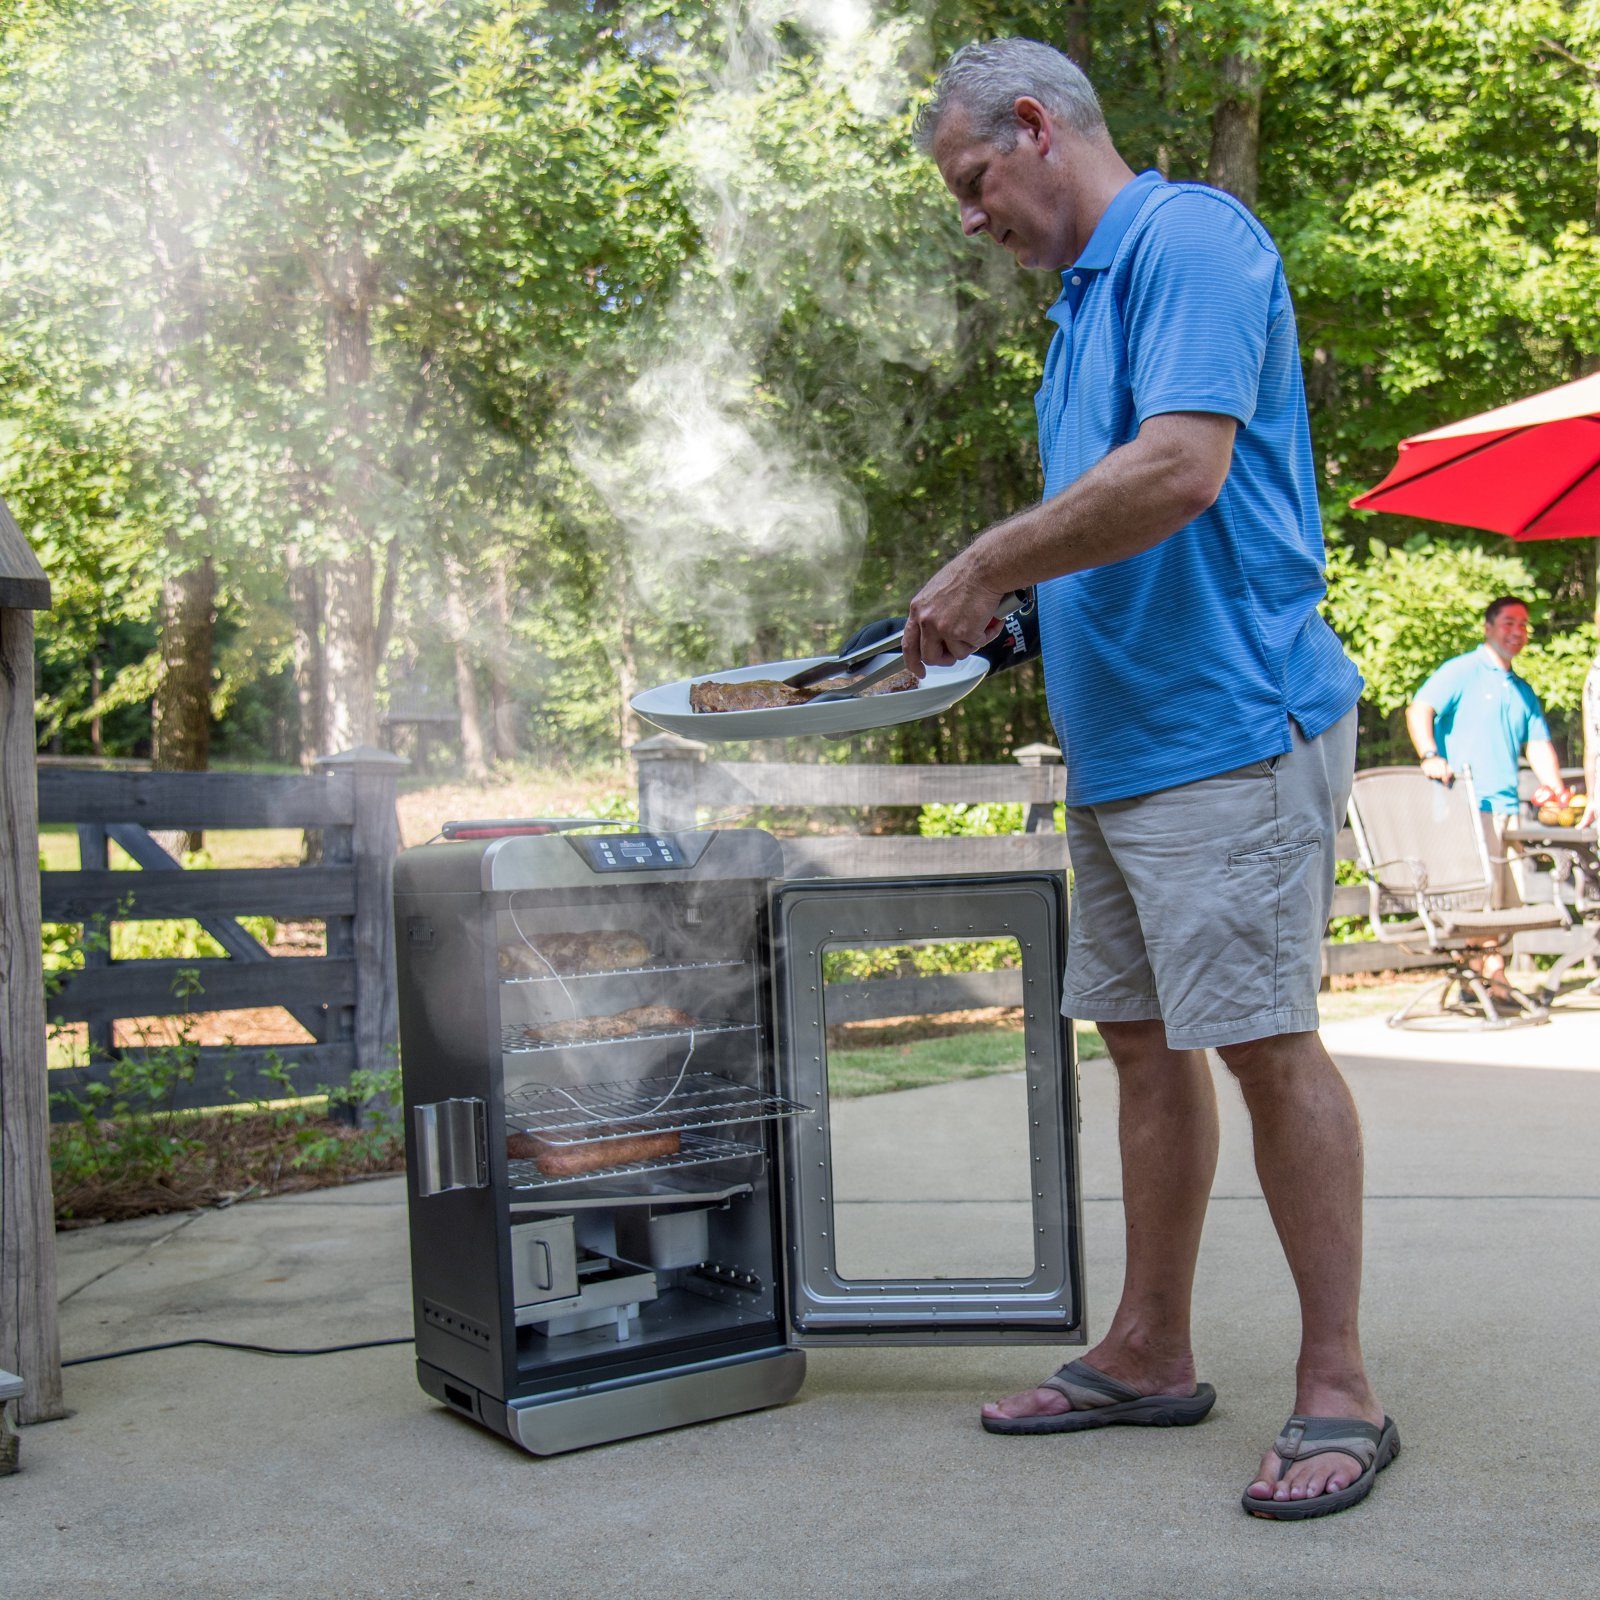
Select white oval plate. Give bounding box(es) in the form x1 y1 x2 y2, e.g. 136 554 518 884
631 652 990 742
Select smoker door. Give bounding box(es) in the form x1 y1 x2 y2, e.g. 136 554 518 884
772 874 1083 1345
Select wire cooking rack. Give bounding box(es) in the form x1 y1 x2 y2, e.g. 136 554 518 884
506 1131 761 1192
504 1071 808 1143
501 957 750 986
502 1020 758 1055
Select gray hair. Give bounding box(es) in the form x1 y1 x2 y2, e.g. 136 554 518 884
914 38 1105 155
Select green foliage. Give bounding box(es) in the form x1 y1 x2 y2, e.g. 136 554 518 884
1323 538 1595 717
1324 540 1539 712
821 936 1019 983
280 1065 405 1174
1517 620 1600 715
1 0 1598 771
49 1042 404 1222
918 800 1067 835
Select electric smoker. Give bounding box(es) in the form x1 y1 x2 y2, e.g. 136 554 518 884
395 823 1084 1456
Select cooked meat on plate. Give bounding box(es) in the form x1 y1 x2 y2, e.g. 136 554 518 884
689 668 919 713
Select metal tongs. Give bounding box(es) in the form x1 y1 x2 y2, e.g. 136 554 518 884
780 625 908 695
788 593 1024 706
808 652 911 704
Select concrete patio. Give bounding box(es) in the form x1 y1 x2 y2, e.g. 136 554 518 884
10 1004 1600 1600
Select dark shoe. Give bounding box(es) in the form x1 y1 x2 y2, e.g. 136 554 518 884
981 1357 1217 1435
1242 1414 1400 1519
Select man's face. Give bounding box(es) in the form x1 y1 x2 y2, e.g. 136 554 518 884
933 102 1077 272
1485 604 1530 660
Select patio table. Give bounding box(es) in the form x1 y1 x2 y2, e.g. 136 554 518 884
1503 820 1600 1001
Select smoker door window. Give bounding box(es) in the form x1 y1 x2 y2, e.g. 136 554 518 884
774 877 1082 1344
823 935 1034 1282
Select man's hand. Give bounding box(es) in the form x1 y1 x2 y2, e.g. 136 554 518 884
902 552 1009 678
1580 795 1597 829
1420 754 1455 786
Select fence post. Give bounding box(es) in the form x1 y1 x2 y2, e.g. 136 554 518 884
74 824 113 1064
1014 743 1064 834
314 747 407 1107
631 733 708 832
0 495 64 1436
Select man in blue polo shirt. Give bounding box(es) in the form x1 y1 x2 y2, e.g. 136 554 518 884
900 39 1393 1519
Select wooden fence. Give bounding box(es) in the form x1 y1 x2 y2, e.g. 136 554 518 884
40 747 406 1120
0 494 60 1438
631 732 1443 980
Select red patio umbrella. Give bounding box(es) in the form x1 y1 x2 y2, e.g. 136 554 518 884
1351 370 1600 539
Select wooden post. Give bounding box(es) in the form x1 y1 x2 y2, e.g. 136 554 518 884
0 494 64 1435
1014 743 1064 834
631 733 708 832
74 824 113 1064
314 747 406 1112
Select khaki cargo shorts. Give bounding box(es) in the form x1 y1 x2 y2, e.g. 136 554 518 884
1061 708 1358 1051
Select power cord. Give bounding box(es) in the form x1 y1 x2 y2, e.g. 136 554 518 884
63 1335 414 1367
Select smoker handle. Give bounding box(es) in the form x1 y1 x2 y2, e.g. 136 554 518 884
531 1240 553 1292
413 1098 489 1196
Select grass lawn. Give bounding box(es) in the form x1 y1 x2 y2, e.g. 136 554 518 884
829 1021 1106 1098
824 975 1458 1100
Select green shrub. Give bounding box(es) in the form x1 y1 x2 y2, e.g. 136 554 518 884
918 801 1067 836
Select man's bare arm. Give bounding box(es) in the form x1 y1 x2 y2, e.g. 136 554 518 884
1405 700 1454 784
1526 738 1564 794
903 411 1237 670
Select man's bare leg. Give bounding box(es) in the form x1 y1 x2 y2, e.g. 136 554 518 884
982 1018 1219 1423
1216 1030 1384 1504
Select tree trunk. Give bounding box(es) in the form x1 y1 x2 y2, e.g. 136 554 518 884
1062 0 1092 70
286 546 326 768
1207 49 1262 209
324 551 377 752
488 565 517 762
89 653 103 757
445 555 489 781
150 555 215 854
321 243 381 750
141 134 214 818
150 557 215 771
1148 9 1182 177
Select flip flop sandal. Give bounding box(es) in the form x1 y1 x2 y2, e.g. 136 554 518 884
1242 1414 1401 1520
980 1357 1217 1435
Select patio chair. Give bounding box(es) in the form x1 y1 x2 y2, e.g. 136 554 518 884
1345 765 1570 1029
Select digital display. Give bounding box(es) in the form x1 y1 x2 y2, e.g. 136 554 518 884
570 834 683 872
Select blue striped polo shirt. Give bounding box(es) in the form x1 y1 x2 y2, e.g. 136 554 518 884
1033 170 1363 806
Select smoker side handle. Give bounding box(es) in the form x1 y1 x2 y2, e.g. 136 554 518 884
414 1098 489 1195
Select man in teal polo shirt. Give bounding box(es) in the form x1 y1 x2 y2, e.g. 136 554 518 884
1408 596 1567 944
900 39 1394 1519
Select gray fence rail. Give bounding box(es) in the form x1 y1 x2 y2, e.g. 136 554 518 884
631 733 1456 983
40 747 405 1120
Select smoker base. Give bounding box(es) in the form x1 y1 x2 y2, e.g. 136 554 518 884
422 1347 806 1456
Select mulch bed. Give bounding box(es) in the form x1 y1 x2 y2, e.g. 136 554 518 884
52 1110 406 1229
826 1005 1024 1050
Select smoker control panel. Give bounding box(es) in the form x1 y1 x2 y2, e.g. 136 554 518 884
568 834 685 873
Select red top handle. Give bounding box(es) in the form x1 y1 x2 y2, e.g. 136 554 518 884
438 817 626 841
